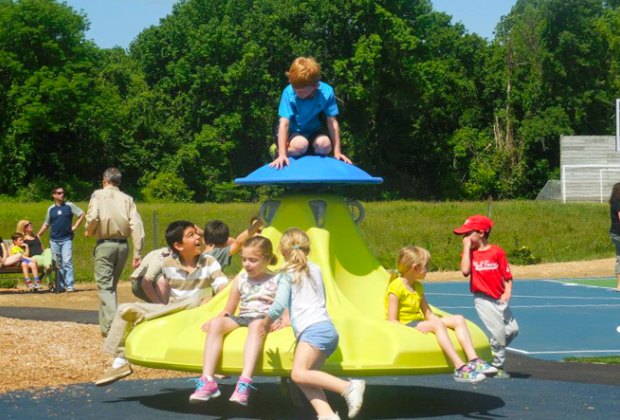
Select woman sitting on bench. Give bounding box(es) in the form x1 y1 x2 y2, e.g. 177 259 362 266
16 219 53 274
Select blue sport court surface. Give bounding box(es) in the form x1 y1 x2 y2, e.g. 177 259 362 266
1 279 619 419
425 279 620 361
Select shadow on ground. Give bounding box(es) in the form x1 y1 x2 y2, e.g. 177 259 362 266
106 382 503 419
2 374 619 419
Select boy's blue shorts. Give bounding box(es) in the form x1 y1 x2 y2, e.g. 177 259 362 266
298 320 339 357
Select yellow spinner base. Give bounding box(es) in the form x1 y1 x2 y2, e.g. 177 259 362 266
125 193 491 376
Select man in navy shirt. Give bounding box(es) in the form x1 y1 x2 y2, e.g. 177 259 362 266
38 187 85 292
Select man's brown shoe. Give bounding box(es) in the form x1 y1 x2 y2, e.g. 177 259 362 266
95 364 133 386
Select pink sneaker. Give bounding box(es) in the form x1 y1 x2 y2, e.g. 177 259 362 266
229 379 256 406
189 377 220 403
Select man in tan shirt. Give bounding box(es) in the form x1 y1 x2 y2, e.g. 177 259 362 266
85 167 145 336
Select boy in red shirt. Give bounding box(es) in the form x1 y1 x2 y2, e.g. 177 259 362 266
454 215 519 378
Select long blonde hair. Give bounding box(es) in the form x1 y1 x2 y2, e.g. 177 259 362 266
389 246 431 282
16 219 31 236
279 228 312 285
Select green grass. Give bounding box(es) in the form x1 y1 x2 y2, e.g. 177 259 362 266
564 356 620 365
0 199 612 284
361 200 611 270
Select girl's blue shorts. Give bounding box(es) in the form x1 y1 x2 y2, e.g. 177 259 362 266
298 320 339 357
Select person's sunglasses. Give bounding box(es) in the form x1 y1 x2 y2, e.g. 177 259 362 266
25 223 32 227
54 191 65 195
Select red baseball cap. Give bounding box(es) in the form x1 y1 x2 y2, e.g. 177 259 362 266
453 215 494 234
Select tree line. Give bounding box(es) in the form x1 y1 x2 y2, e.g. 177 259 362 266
1 0 619 202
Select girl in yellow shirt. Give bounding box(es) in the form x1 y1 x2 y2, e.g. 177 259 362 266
385 246 496 383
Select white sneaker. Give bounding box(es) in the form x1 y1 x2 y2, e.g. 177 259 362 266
342 379 365 418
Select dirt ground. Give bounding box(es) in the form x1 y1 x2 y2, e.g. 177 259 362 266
0 258 615 394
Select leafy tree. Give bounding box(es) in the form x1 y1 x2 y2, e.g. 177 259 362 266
129 0 489 200
456 0 613 198
0 0 130 196
2 0 620 202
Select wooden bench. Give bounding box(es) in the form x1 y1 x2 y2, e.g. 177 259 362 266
1 239 60 292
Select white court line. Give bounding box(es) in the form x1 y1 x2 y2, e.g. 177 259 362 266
427 292 620 300
440 304 620 309
508 304 620 308
556 282 618 291
546 279 619 292
508 347 620 355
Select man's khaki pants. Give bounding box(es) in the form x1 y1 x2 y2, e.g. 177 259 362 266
104 295 202 358
94 241 129 335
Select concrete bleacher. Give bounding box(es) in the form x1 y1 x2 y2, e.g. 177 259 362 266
560 135 620 202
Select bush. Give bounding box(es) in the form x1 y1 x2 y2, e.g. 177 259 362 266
63 176 95 201
0 277 18 288
508 245 541 265
210 182 253 202
15 175 94 202
16 176 55 202
141 172 194 203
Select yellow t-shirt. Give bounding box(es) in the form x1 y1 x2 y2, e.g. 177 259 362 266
384 278 425 324
10 245 23 256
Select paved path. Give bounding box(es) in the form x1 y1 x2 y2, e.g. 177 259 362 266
1 374 618 419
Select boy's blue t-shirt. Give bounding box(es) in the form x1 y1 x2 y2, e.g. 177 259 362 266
278 81 339 135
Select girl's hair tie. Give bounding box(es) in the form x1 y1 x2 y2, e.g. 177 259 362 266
292 244 299 250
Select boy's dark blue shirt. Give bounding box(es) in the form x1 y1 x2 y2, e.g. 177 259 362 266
44 202 84 241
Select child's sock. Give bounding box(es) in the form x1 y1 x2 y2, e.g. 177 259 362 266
112 357 128 368
34 276 40 284
24 277 32 284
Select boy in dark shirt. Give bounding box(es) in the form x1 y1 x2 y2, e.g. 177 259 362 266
203 218 264 271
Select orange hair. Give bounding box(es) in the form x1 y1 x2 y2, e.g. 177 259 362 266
287 57 321 87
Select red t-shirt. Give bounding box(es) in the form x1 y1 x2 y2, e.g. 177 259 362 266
469 244 513 299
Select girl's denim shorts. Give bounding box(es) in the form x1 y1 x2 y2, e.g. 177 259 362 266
406 320 422 328
298 320 339 357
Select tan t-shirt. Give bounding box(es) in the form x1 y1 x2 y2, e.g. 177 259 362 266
85 185 144 259
130 247 171 281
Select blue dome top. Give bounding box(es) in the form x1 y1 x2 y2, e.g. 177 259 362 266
234 156 383 185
